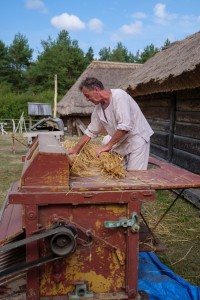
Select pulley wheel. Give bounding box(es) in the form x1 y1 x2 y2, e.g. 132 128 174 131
50 227 77 257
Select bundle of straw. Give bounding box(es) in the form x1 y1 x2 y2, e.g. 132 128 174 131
63 139 126 179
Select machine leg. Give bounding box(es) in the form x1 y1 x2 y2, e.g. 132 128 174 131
25 205 40 300
126 200 140 299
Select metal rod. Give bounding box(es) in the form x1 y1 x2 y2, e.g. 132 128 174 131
151 188 185 233
140 212 158 243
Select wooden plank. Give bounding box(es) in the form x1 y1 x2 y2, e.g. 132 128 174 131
172 148 200 175
148 119 170 132
177 88 200 100
141 107 171 120
176 111 200 124
151 131 169 147
137 97 171 107
176 99 200 112
75 120 82 136
70 174 150 191
175 122 200 139
147 169 195 187
173 135 200 156
76 118 86 134
148 156 200 186
150 144 169 160
70 156 200 191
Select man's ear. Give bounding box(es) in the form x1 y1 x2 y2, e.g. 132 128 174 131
95 87 100 93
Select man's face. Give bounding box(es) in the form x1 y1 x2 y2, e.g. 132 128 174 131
82 86 102 105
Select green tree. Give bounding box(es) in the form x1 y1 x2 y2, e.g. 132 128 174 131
140 43 159 63
0 40 11 83
162 38 171 50
110 42 133 62
99 42 135 63
85 47 94 65
28 30 89 95
99 47 112 61
135 43 160 63
8 33 33 91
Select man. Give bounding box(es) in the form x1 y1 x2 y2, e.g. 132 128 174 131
68 77 154 170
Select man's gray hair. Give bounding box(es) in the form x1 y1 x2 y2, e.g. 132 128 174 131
79 77 104 91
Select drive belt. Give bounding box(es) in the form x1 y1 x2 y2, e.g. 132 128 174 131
0 227 68 254
0 227 67 284
0 254 60 284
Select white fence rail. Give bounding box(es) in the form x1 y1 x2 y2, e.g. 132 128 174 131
0 118 40 135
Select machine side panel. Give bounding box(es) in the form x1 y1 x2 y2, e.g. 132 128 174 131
38 203 133 297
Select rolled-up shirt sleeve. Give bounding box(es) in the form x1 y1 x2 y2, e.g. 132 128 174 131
84 107 103 138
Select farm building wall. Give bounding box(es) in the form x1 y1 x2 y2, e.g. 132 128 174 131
135 88 200 175
172 89 200 174
135 92 174 161
135 88 200 208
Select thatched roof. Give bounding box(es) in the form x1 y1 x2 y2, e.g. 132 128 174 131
57 60 141 116
120 31 200 96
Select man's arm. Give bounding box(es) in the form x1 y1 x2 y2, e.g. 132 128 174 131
96 129 128 157
68 134 91 155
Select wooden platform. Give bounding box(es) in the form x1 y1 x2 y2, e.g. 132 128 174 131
70 156 200 191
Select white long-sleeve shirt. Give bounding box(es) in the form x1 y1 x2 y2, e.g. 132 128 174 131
84 89 154 156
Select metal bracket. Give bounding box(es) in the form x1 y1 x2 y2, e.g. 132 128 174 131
68 281 94 299
104 212 140 232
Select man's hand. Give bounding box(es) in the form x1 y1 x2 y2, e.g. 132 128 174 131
96 130 128 157
66 134 91 156
96 144 112 157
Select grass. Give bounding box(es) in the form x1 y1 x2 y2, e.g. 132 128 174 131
142 190 200 286
0 133 28 206
0 134 199 287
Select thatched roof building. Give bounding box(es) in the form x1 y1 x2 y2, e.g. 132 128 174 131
57 60 141 117
119 31 200 208
120 31 200 96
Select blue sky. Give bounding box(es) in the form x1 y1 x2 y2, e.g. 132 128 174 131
1 0 200 60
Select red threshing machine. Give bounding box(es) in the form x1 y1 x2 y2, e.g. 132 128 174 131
0 134 200 300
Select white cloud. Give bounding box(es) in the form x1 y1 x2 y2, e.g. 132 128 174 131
51 13 85 31
25 0 47 13
132 12 147 19
154 3 166 19
120 21 143 35
154 3 177 25
88 18 103 33
181 14 200 23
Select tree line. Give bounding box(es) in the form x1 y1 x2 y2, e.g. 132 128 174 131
0 30 170 119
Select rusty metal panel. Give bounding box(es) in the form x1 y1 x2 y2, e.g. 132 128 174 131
0 202 23 245
20 135 71 192
17 189 143 299
38 203 132 297
9 189 155 205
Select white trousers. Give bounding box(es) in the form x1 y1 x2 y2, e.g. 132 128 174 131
123 141 150 171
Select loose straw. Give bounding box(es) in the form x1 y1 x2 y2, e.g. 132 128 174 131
63 139 126 179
